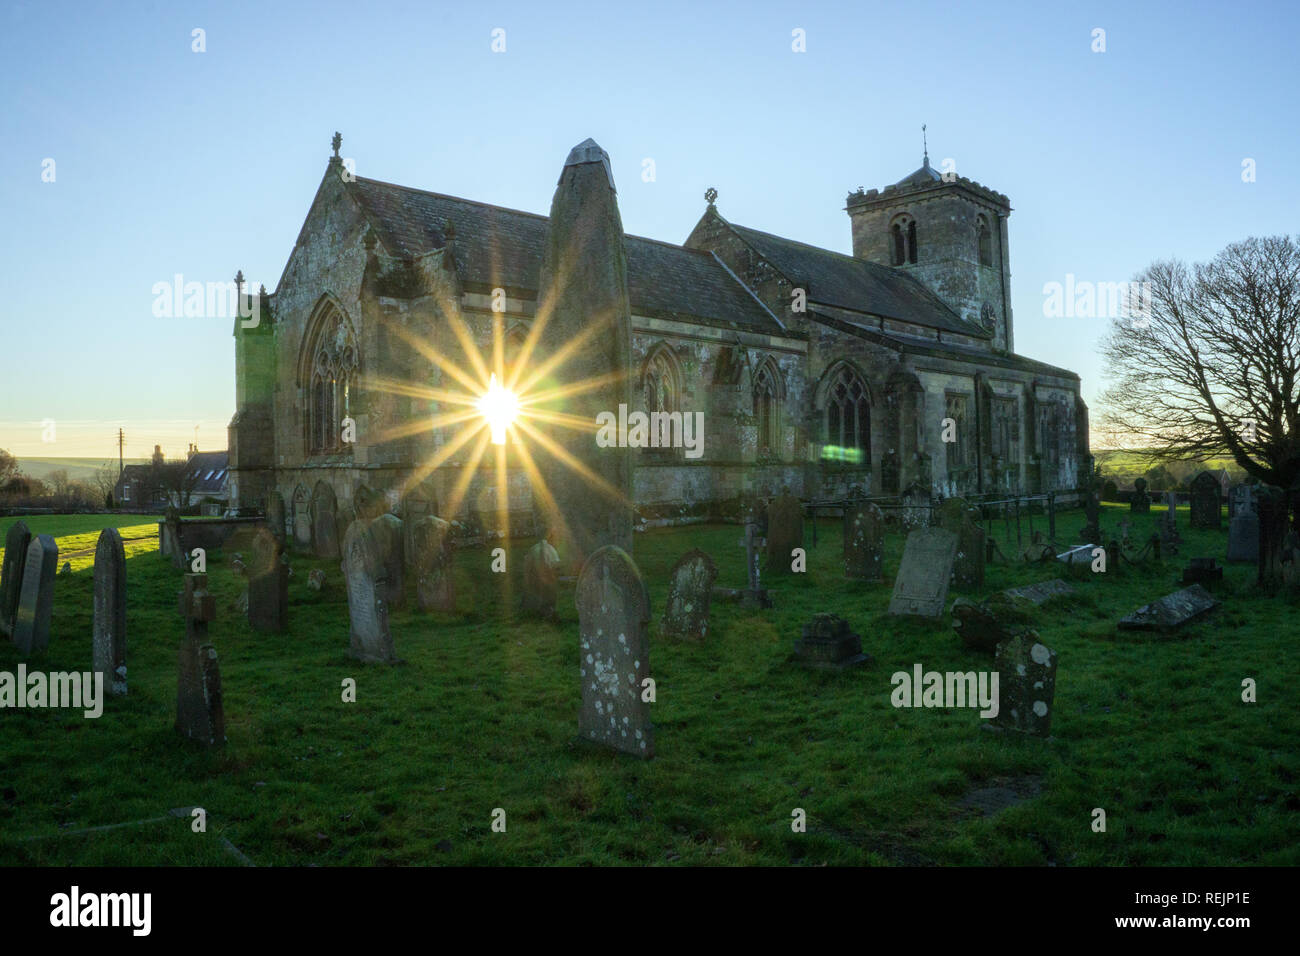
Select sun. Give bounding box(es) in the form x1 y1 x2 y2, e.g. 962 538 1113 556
476 373 520 445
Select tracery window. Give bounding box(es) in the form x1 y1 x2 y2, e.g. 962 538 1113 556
826 365 870 456
642 345 680 460
301 301 359 455
753 360 783 457
891 214 918 265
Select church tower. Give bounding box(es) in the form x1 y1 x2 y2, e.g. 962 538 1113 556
845 146 1014 352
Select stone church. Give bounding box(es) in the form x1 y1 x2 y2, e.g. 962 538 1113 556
228 134 1088 537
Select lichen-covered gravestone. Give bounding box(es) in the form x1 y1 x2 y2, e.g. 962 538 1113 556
938 497 984 590
577 546 653 757
793 613 870 669
292 484 312 550
92 528 128 695
342 520 398 663
411 515 455 612
992 632 1057 737
0 519 31 637
764 493 803 575
246 529 288 633
900 482 932 530
522 538 561 619
660 549 717 641
368 513 405 610
888 528 958 618
1189 471 1222 530
175 573 225 747
311 481 340 560
843 501 884 581
13 534 57 656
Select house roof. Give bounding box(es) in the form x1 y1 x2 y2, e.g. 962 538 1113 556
349 177 784 334
185 451 229 494
721 220 987 337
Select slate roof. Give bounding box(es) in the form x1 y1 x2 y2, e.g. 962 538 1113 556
894 161 943 187
722 221 987 337
184 451 230 495
349 178 784 334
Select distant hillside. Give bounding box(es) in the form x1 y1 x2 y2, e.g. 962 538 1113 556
1095 449 1247 486
14 457 149 482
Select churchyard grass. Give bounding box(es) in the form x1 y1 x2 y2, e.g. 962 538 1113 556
1 504 1296 865
1 516 159 574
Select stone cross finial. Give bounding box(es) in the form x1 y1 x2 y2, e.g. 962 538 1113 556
705 187 718 206
234 270 244 293
332 131 342 158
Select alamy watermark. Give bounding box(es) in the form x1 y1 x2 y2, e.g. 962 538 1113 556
890 663 999 718
152 274 262 328
1042 274 1151 324
595 405 704 459
1 665 103 718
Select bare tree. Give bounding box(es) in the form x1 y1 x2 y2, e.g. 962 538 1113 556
152 459 200 510
91 462 119 508
1100 234 1300 582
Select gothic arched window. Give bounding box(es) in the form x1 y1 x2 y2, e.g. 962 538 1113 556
977 215 993 267
891 214 917 265
299 299 359 456
825 365 870 458
907 220 918 264
642 345 681 459
753 359 784 458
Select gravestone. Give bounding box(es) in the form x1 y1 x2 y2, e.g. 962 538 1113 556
1182 557 1224 587
900 482 931 530
311 481 339 559
1189 471 1222 530
793 613 870 669
1056 543 1097 566
354 484 386 521
1001 579 1076 606
522 538 560 619
292 484 312 550
888 528 958 618
1081 488 1102 544
411 515 455 612
991 632 1057 737
1227 485 1259 562
246 530 288 633
577 545 653 758
401 489 437 565
0 519 31 636
740 519 771 608
335 500 356 543
534 138 634 569
938 497 984 590
12 534 57 656
175 573 225 747
1160 492 1182 555
1118 584 1219 631
92 528 128 695
369 513 405 609
1130 477 1150 514
265 491 287 550
307 569 326 591
341 520 398 663
764 493 803 575
843 501 884 581
660 549 717 641
950 599 1013 654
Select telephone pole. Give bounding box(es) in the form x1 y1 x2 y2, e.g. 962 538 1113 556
118 428 125 480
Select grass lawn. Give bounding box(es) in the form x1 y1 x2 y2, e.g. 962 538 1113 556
1 514 161 575
1 504 1296 866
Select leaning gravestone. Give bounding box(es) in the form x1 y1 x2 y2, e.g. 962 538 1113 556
843 501 884 581
1130 477 1151 514
1189 471 1222 530
411 515 455 612
660 549 717 641
13 534 58 656
311 481 340 560
1001 579 1075 606
764 493 803 575
991 632 1057 737
292 484 312 550
1118 584 1220 632
938 497 984 590
577 545 653 758
888 528 958 618
92 528 128 695
341 520 398 663
368 513 405 610
1 519 32 636
247 530 288 633
522 538 561 619
265 491 287 550
1227 485 1259 562
175 573 225 747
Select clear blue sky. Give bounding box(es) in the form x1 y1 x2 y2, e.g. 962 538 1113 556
2 0 1296 459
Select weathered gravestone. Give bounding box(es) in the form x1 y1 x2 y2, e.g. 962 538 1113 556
92 528 128 695
411 515 455 612
764 493 803 575
292 484 312 550
793 612 870 669
246 529 288 633
990 632 1057 737
522 538 561 619
265 491 287 550
1160 492 1182 555
888 528 958 618
660 549 717 641
951 599 1016 654
368 513 405 610
1001 579 1076 606
401 488 437 565
900 482 932 530
534 138 634 569
1189 471 1222 530
739 519 772 608
342 519 399 663
175 573 225 747
1081 488 1102 544
1227 485 1259 562
1 520 31 637
577 545 653 758
1118 584 1220 631
354 484 386 521
938 497 984 590
311 481 340 560
1182 557 1224 587
13 534 58 656
843 501 884 581
1130 477 1151 514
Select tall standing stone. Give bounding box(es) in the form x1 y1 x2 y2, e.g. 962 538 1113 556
175 573 225 747
311 481 339 559
13 534 57 656
660 549 717 641
1227 485 1259 562
991 632 1057 737
740 519 771 608
1189 471 1222 530
843 501 884 581
246 529 288 633
577 546 653 758
411 515 455 612
938 497 984 590
265 491 287 550
534 138 633 570
764 493 803 575
92 528 128 695
0 520 31 636
341 519 398 663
